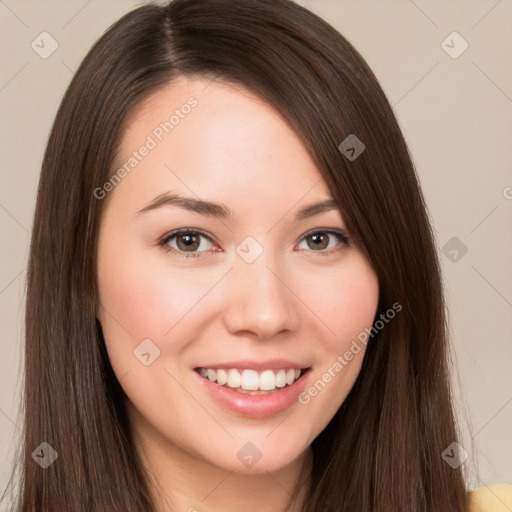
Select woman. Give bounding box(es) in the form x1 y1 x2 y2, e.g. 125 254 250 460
2 0 511 510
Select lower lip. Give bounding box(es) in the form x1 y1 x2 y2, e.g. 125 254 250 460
194 369 311 419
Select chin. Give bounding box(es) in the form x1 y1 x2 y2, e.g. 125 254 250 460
204 438 310 475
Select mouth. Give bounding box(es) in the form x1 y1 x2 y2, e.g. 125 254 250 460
194 366 311 395
193 365 312 418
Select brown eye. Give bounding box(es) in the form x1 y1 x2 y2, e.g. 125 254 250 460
297 230 351 254
160 229 216 257
306 232 330 250
175 233 201 251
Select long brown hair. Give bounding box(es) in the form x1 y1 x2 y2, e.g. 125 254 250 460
2 0 470 510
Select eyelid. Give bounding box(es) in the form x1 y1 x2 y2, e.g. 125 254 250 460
300 227 351 244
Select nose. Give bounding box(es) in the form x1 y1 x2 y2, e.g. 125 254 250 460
222 250 300 339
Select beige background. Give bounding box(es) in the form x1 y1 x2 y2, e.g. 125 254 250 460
1 0 511 503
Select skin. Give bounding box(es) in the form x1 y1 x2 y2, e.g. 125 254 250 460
96 76 379 512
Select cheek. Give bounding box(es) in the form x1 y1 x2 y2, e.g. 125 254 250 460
332 275 379 345
300 256 380 351
97 234 180 338
97 234 223 374
294 257 379 422
100 266 174 336
96 228 172 377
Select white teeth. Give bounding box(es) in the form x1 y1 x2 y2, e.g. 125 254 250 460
241 369 259 390
259 370 276 391
227 369 241 388
216 368 228 386
275 369 287 388
197 367 305 391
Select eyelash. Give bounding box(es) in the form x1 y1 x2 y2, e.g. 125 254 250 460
158 228 352 259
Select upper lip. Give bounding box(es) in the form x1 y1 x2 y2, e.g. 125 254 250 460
194 359 311 371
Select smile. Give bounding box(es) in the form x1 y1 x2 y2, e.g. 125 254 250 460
193 366 312 418
195 367 305 393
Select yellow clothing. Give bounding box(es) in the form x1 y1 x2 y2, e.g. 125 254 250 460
470 483 512 512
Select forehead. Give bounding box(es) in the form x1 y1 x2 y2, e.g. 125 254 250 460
107 75 333 217
118 74 310 163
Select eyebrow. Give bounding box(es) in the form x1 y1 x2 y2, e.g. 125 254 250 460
135 191 340 222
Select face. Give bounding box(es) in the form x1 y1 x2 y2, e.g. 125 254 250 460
96 76 379 476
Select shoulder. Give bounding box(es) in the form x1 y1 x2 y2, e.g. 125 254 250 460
469 483 512 512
